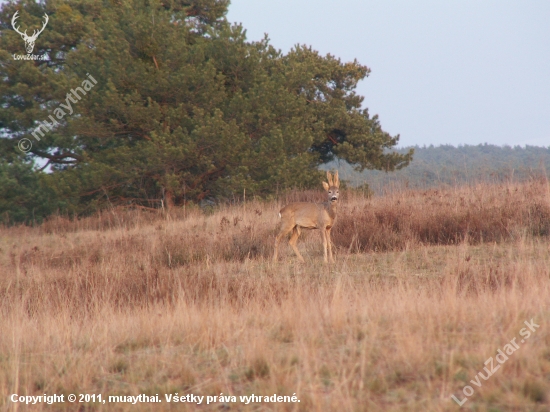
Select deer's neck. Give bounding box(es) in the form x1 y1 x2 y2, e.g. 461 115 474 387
324 201 338 220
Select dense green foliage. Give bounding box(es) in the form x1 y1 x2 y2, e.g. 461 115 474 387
339 144 550 192
0 0 412 223
0 159 64 224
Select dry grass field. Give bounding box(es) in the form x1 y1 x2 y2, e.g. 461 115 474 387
1 179 550 411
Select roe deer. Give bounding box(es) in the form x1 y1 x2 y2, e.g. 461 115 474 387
273 171 340 263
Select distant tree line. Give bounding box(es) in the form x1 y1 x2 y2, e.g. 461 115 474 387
337 144 550 193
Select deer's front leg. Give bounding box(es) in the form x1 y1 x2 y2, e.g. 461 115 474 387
327 228 334 263
321 229 328 263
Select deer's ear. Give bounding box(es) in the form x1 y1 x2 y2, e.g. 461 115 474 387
322 181 330 191
334 170 340 188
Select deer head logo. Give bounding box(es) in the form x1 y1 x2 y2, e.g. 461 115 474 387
11 11 49 54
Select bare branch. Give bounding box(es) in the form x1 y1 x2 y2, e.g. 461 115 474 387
31 150 83 163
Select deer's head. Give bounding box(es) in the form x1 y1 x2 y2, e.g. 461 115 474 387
322 171 340 203
12 11 49 54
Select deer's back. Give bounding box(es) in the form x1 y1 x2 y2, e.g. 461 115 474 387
279 202 332 229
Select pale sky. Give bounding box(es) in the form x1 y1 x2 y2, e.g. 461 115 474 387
227 1 550 147
4 1 549 147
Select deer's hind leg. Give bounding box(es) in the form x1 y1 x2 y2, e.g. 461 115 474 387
274 222 295 262
288 226 305 262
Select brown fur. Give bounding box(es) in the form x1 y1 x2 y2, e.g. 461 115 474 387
273 171 340 263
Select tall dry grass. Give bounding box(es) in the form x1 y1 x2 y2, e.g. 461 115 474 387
0 180 549 411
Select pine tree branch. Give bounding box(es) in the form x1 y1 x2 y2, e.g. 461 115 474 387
32 150 83 163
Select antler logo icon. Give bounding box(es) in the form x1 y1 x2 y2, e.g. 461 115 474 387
11 11 49 54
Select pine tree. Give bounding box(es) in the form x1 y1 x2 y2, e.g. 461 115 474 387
0 0 412 217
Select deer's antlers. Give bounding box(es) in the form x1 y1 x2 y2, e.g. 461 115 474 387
11 11 49 40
